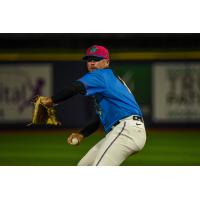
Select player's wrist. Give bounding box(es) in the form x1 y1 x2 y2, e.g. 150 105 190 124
78 133 84 140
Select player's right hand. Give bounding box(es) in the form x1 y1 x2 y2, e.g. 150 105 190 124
67 133 84 145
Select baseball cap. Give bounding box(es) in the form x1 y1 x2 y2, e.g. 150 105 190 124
82 45 110 60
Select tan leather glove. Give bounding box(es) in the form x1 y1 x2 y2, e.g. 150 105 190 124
29 96 61 126
67 133 84 146
39 96 54 107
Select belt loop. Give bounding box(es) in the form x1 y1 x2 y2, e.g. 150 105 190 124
132 115 144 123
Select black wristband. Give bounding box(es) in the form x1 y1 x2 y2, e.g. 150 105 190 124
80 117 100 137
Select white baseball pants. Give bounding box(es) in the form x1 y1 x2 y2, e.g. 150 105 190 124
78 115 146 166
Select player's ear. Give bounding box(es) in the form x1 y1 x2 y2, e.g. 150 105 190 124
106 59 110 67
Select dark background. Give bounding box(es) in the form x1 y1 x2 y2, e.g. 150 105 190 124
1 33 200 51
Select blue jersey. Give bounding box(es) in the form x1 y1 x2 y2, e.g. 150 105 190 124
79 69 142 133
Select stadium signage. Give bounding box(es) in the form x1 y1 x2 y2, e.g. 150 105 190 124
0 64 52 123
153 63 200 122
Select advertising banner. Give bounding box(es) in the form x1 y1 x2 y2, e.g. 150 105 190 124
153 62 200 122
0 64 52 123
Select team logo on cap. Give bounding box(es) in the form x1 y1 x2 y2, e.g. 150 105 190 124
89 46 97 53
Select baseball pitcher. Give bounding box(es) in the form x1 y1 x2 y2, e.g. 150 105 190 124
40 45 146 166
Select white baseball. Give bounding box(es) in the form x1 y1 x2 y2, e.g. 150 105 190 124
71 137 79 145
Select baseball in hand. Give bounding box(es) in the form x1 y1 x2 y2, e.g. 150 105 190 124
71 137 79 145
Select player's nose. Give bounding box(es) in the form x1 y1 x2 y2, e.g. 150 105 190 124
90 61 95 66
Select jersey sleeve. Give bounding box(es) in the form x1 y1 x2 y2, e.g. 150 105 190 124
78 70 106 96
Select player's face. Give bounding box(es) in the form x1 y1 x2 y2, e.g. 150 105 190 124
87 58 109 72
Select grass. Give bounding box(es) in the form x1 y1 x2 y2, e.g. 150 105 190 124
0 129 200 166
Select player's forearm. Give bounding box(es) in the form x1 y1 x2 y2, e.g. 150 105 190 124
51 81 86 104
80 117 100 137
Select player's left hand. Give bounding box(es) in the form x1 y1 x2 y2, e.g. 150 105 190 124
28 96 61 126
40 96 54 107
31 95 54 107
67 133 84 146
